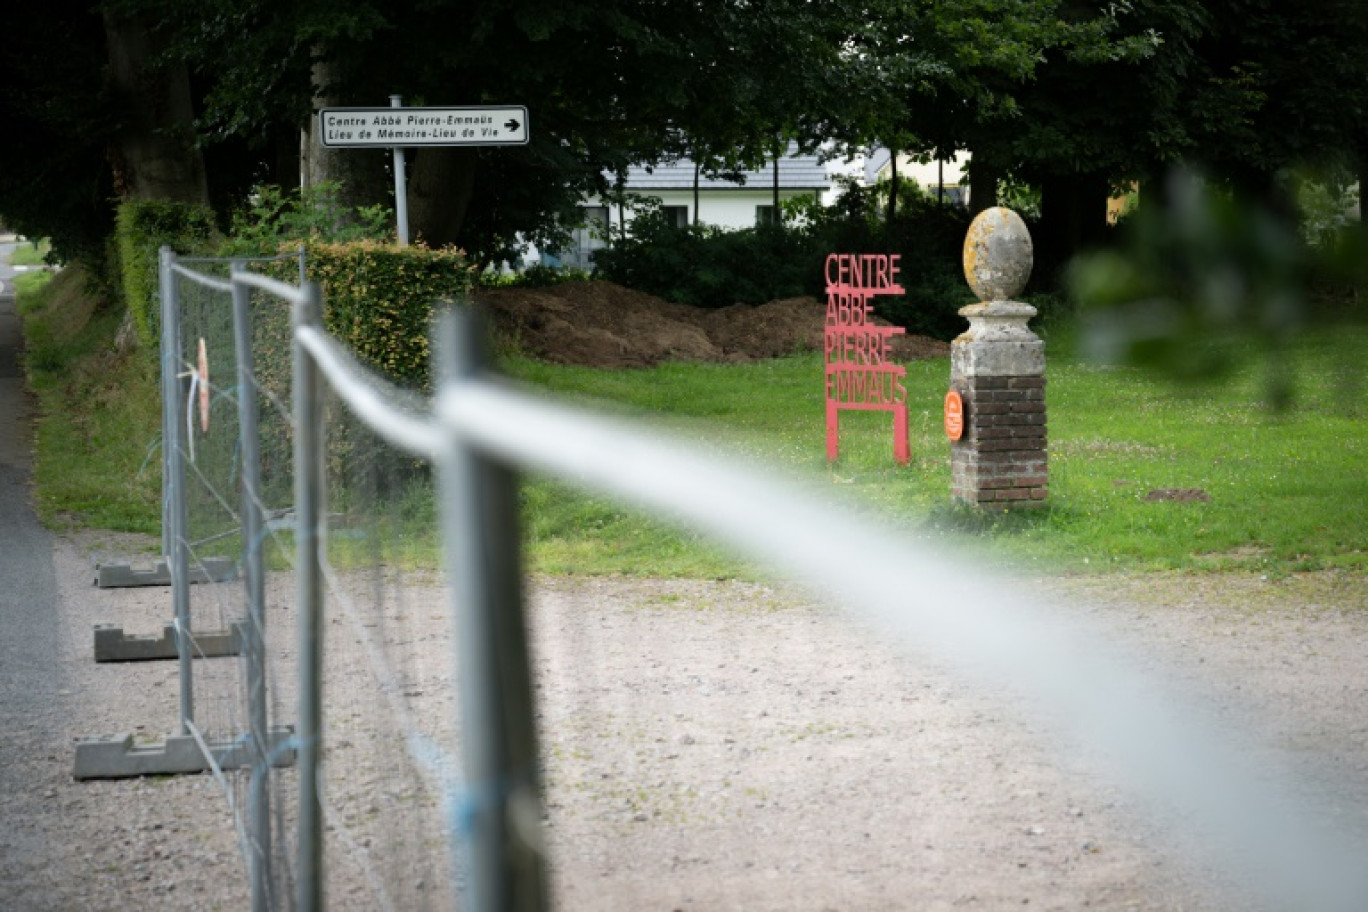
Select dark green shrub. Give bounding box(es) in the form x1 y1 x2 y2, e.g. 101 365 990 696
220 182 392 256
851 196 978 339
593 186 976 338
593 204 812 308
483 263 593 289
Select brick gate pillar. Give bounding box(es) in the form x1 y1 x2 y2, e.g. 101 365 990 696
950 208 1047 508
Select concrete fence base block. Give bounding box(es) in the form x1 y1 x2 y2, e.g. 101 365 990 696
93 621 245 662
94 557 237 589
73 726 295 780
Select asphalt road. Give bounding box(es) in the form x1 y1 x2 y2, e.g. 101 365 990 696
0 242 64 864
0 240 61 677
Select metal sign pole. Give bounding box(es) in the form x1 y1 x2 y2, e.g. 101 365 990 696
391 95 410 246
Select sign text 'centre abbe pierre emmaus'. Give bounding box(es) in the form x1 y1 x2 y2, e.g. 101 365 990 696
824 253 910 465
318 106 529 147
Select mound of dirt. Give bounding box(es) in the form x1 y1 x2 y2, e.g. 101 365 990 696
473 280 950 368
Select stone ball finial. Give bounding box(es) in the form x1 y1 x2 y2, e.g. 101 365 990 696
963 207 1033 303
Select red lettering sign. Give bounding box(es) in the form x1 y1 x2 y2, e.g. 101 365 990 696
824 253 909 464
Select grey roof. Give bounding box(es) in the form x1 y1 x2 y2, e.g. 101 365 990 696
864 147 892 183
617 143 829 192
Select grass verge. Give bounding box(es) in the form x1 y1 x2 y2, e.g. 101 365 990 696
9 238 52 267
16 268 161 533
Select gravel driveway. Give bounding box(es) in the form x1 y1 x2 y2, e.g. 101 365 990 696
2 524 1365 911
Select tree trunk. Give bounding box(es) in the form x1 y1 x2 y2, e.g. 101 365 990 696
1359 162 1367 224
269 124 301 191
888 151 898 223
103 12 208 204
1137 172 1161 216
1037 172 1109 286
303 58 389 211
968 153 999 216
408 147 478 247
693 162 700 226
1226 166 1298 223
772 143 781 218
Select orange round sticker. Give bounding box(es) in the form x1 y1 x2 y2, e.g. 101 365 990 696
944 389 963 441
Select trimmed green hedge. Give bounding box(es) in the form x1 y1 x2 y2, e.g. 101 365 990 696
116 192 470 388
255 240 472 390
115 199 217 353
250 240 471 505
307 240 471 386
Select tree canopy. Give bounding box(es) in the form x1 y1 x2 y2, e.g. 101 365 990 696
2 1 1365 266
0 2 115 260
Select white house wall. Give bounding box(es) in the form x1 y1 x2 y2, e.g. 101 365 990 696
873 150 971 190
587 188 824 233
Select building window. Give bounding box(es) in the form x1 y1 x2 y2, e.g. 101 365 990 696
662 205 689 228
756 205 779 226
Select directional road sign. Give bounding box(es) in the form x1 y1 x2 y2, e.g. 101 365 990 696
318 106 529 148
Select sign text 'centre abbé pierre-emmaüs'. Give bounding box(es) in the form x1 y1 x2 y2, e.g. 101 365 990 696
318 106 529 148
824 253 910 465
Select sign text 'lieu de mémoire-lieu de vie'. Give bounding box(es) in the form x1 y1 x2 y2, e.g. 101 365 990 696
317 106 529 148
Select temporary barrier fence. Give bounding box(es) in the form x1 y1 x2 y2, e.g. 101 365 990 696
84 250 1368 912
296 296 1368 911
76 250 303 912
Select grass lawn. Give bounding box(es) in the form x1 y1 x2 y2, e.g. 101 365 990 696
507 330 1368 577
14 264 1368 579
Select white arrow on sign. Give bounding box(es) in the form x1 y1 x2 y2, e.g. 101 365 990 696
318 106 529 148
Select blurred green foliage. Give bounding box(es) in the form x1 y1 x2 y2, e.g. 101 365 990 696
1068 167 1367 408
